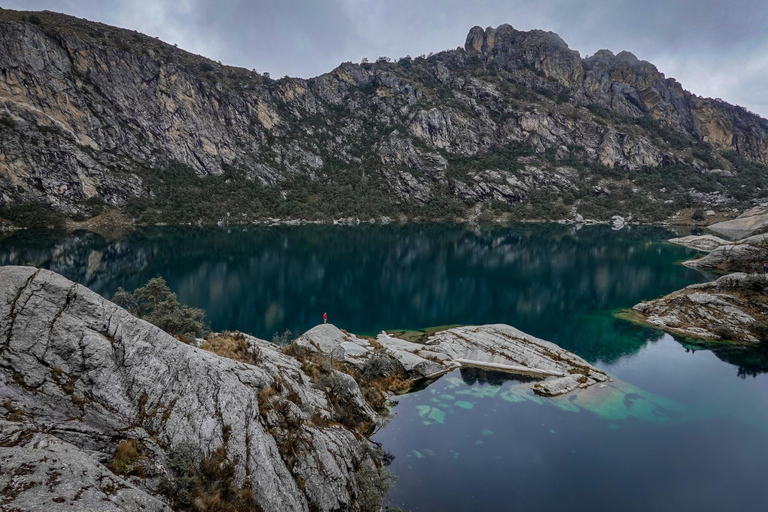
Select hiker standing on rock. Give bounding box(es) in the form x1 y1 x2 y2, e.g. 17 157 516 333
323 312 327 324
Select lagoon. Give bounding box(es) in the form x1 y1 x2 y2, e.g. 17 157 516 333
2 223 766 511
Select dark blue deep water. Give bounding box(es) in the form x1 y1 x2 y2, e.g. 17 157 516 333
2 223 767 511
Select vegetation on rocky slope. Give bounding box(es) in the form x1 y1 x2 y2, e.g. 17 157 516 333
112 277 208 342
1 9 768 225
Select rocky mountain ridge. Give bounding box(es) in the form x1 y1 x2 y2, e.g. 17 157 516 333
1 9 767 225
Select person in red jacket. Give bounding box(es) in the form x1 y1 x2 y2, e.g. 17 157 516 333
323 312 327 324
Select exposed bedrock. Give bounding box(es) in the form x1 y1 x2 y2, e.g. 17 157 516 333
1 266 611 510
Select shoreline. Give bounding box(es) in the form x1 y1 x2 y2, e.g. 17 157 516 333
1 211 717 234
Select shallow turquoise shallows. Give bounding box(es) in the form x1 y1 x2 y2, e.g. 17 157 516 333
2 223 767 511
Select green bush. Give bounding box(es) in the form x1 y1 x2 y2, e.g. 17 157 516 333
113 277 208 341
361 351 396 380
713 324 735 340
355 460 396 512
160 442 261 511
0 202 65 228
750 321 768 343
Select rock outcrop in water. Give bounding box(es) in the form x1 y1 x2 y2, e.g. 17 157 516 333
0 9 767 225
668 234 729 252
632 273 768 343
684 234 768 273
296 323 609 396
0 266 612 510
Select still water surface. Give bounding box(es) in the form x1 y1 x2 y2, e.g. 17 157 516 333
1 223 766 511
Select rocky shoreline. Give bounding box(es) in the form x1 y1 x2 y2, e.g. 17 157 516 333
630 232 768 344
0 266 608 511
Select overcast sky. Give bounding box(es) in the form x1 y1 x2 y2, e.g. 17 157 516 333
4 0 768 117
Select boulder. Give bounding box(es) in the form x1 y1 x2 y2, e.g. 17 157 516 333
708 207 768 239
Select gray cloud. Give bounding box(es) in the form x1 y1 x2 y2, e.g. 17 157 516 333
3 0 767 116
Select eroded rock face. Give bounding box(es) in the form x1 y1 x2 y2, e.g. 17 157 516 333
0 9 766 218
684 234 768 273
632 272 768 343
708 207 768 239
0 266 381 512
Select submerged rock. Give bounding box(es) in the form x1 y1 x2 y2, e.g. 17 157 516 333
632 272 768 343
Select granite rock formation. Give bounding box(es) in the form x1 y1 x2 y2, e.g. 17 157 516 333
684 234 768 273
632 272 767 343
1 9 767 224
0 266 381 512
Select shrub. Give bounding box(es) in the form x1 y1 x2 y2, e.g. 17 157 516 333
749 321 768 343
28 15 41 24
361 350 396 380
201 332 262 365
112 278 208 342
691 208 705 222
355 460 396 512
160 442 203 508
0 202 65 228
109 439 145 476
160 442 261 511
713 324 735 340
271 329 293 345
319 370 353 396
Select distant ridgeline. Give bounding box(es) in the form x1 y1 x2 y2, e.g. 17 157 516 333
0 9 767 226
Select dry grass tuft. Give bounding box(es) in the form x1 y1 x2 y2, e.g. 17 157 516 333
109 439 145 476
201 331 262 365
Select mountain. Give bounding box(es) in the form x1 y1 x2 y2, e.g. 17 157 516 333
1 8 767 226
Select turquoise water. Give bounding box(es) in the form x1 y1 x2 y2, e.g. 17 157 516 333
2 223 767 510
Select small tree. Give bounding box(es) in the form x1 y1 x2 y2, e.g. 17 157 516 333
112 278 208 342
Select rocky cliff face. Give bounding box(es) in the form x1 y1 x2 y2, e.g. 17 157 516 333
1 9 767 223
0 266 382 511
